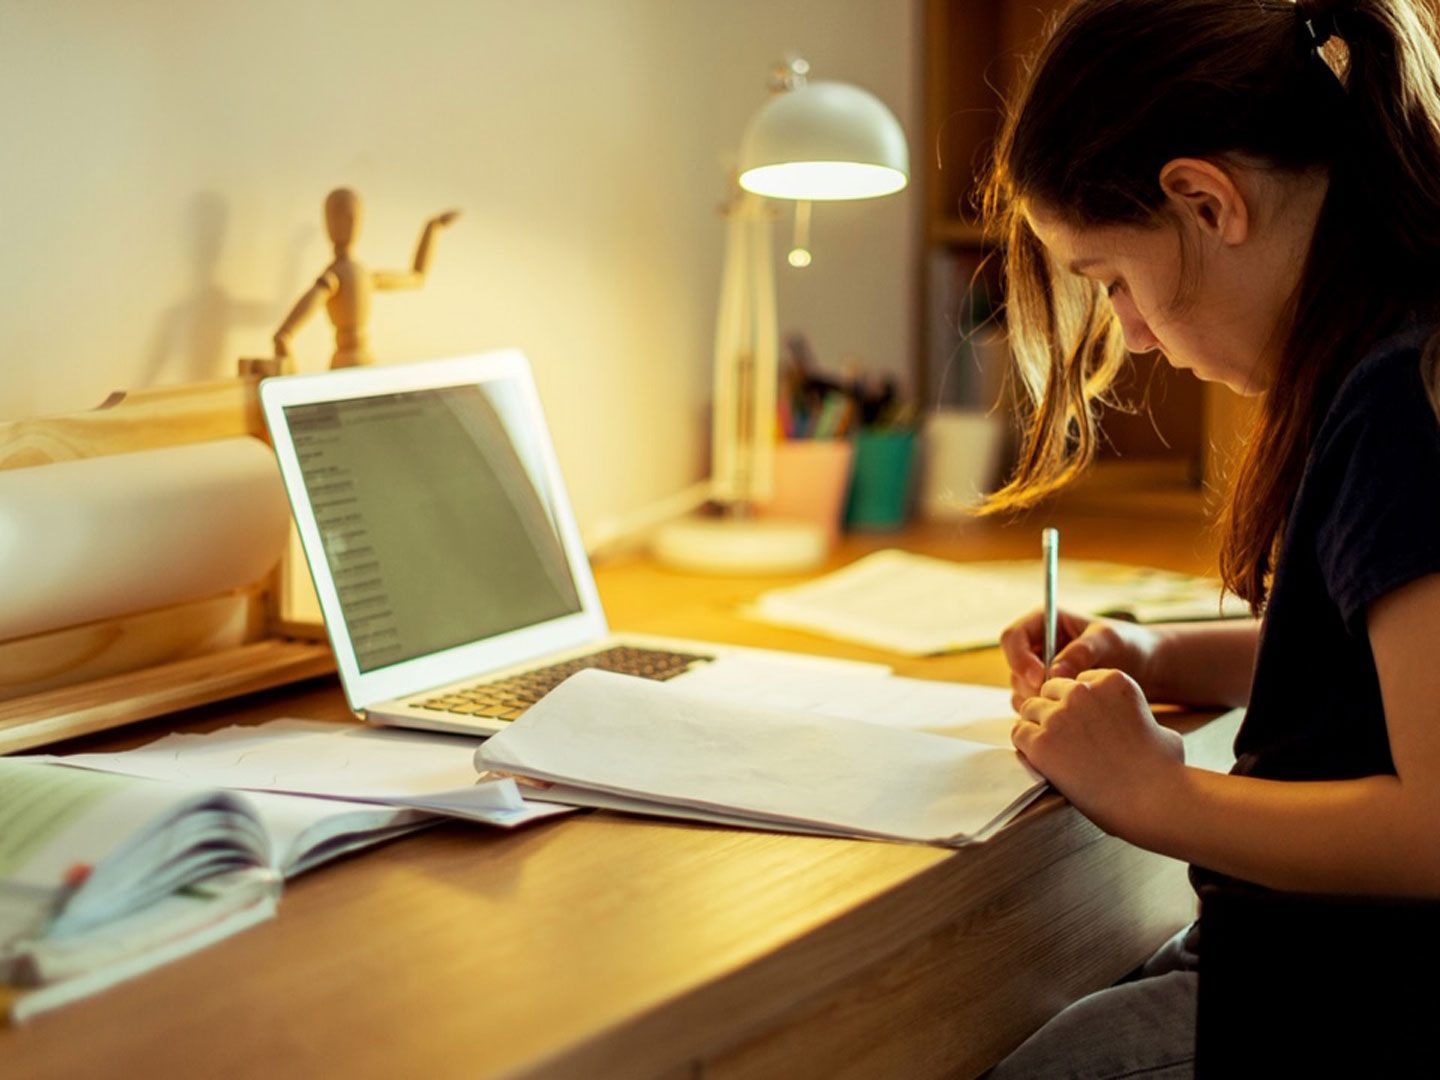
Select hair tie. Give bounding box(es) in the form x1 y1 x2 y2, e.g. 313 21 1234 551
1300 3 1340 49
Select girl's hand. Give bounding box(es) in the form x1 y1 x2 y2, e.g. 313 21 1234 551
999 608 1164 711
1012 669 1185 840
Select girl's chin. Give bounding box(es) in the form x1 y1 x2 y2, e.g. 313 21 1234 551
1201 367 1266 397
1160 352 1265 395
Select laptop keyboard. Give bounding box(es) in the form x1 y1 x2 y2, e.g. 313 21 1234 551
409 645 713 721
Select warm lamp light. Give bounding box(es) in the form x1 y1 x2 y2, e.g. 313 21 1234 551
740 161 908 201
738 79 909 201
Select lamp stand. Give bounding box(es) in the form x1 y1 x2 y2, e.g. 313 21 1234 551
651 190 829 575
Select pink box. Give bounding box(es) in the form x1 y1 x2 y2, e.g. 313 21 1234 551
756 440 855 543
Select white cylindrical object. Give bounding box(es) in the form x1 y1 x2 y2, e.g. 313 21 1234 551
651 518 829 576
918 410 1004 518
0 437 291 639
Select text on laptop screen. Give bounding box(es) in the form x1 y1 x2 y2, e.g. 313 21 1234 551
284 384 583 673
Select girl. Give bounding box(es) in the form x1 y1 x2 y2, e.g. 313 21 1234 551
979 0 1440 1075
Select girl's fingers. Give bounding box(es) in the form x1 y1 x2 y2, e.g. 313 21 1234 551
1019 695 1054 724
1010 674 1031 714
1039 676 1077 700
1000 612 1047 678
1002 608 1099 681
1050 637 1094 679
1057 607 1092 637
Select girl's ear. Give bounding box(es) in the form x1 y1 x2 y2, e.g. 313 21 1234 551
1158 159 1249 245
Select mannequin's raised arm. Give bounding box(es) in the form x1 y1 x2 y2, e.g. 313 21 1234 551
375 209 460 290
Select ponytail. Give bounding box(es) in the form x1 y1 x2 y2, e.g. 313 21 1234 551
1318 0 1440 251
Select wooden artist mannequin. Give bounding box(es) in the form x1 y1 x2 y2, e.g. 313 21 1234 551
273 188 459 370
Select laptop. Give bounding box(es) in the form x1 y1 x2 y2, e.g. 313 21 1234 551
259 349 884 737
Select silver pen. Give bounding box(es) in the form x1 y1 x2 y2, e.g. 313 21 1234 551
1042 527 1059 682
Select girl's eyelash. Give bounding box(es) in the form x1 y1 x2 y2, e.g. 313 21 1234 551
1105 280 1124 298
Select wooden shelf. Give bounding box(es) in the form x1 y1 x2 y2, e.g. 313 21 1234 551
0 638 335 754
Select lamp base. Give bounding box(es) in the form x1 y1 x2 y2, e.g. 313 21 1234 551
651 516 830 575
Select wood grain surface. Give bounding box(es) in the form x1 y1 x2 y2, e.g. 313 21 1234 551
2 512 1239 1079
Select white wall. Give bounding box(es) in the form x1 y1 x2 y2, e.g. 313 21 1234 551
0 0 917 536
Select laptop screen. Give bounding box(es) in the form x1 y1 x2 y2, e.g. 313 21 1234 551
283 383 583 673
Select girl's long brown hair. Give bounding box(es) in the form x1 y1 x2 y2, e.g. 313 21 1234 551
981 0 1440 611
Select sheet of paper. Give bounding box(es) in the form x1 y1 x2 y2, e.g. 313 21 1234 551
671 655 1018 747
235 791 430 872
746 549 1245 655
46 720 569 827
476 669 1046 846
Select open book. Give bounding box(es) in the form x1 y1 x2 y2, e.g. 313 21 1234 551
0 759 431 1022
748 549 1246 656
475 668 1047 846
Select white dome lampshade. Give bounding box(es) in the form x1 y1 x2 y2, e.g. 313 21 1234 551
737 80 909 201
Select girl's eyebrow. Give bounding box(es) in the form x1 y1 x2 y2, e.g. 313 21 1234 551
1066 258 1104 274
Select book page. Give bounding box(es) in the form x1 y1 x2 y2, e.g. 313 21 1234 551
240 791 430 874
42 721 571 838
747 549 1244 656
0 762 253 953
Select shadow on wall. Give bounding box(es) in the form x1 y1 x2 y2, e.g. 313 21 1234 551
142 190 314 386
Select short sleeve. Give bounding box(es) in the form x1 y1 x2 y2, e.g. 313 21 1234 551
1314 352 1440 632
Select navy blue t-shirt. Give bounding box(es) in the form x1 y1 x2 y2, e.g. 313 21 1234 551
1191 320 1440 895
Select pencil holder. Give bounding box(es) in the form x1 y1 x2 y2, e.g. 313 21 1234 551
757 439 855 543
843 429 917 531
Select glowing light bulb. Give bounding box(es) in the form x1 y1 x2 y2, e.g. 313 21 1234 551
787 200 813 269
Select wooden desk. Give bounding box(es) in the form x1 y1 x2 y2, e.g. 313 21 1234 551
3 512 1239 1079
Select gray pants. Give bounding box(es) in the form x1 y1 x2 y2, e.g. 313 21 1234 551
985 922 1200 1080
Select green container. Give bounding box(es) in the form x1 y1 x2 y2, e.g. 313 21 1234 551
844 430 917 531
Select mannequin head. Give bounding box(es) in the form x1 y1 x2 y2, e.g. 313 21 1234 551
324 188 363 251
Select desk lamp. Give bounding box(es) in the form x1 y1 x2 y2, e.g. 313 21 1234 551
653 57 909 574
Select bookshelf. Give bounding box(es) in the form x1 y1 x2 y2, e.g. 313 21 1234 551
917 0 1257 519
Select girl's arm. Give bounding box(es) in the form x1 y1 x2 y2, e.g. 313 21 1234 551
1013 572 1440 897
1144 620 1260 708
1002 614 1260 710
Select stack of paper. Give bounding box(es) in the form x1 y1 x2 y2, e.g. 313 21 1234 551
670 655 1017 746
747 549 1245 655
475 669 1046 846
